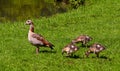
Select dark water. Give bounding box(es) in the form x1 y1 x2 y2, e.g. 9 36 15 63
0 0 68 22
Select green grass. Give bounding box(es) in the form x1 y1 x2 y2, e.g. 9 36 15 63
0 0 120 71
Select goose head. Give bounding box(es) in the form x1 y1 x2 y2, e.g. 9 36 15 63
26 20 33 25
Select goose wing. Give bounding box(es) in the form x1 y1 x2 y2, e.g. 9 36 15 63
32 33 54 47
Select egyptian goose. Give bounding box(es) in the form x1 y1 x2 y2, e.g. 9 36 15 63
85 43 105 57
72 35 92 46
62 42 79 56
25 20 54 54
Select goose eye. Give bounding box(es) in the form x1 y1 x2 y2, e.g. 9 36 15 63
28 21 30 22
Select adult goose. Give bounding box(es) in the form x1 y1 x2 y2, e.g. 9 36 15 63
25 20 54 54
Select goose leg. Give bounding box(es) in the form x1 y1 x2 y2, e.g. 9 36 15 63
82 41 87 47
36 47 39 54
96 53 99 58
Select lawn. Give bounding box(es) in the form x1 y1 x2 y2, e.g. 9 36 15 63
0 0 120 71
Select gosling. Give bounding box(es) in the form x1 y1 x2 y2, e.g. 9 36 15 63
72 35 92 46
62 43 79 56
85 43 105 57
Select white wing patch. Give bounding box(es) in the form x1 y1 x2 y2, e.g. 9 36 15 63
97 44 100 48
71 45 74 48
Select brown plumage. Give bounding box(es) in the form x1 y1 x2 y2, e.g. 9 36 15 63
26 20 54 54
62 43 79 56
72 35 92 46
85 43 105 57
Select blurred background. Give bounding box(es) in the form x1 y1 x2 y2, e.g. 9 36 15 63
0 0 86 22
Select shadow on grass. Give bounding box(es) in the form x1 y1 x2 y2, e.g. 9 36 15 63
99 56 112 61
79 44 91 48
99 56 108 59
91 55 112 61
40 50 57 53
91 56 107 59
65 55 83 59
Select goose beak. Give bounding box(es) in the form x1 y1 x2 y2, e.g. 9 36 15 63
25 23 29 25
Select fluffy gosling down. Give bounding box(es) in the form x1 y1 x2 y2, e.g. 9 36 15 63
85 43 105 57
25 20 54 54
62 43 79 56
72 35 92 46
